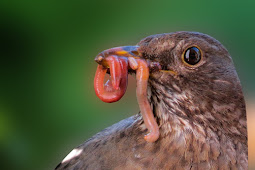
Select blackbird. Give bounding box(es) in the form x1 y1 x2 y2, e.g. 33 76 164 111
55 32 248 170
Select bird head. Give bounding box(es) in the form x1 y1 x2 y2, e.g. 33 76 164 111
95 31 247 142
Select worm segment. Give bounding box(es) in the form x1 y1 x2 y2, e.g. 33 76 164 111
134 58 159 142
94 55 128 103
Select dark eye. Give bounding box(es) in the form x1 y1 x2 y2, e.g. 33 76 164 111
183 47 201 65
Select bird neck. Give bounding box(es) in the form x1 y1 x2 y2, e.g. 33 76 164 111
148 80 247 145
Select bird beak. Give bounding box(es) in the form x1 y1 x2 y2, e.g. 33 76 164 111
94 46 163 73
94 46 140 67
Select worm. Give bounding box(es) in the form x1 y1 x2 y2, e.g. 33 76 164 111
133 58 160 142
94 55 128 103
94 55 159 142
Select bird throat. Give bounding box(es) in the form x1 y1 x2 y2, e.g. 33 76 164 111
148 77 247 146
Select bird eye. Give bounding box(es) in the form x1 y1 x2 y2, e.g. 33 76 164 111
183 47 201 66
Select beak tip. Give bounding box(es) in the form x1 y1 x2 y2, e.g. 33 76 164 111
95 55 104 64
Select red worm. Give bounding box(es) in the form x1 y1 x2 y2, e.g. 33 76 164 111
135 59 159 142
94 56 128 103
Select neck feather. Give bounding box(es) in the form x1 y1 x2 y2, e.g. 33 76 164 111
148 78 247 145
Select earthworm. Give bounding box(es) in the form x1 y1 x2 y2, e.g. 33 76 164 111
132 58 160 142
94 55 128 103
94 50 160 142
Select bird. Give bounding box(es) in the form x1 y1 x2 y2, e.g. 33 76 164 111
55 32 248 170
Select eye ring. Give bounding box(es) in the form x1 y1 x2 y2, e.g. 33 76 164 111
182 46 203 67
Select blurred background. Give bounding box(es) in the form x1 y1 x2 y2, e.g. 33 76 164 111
0 0 254 169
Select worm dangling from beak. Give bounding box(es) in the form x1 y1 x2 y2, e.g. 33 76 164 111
94 46 160 142
94 55 128 103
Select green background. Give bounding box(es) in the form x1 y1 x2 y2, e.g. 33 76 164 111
1 0 254 169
